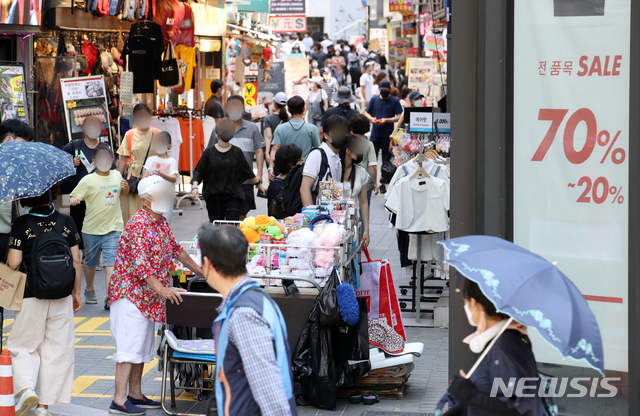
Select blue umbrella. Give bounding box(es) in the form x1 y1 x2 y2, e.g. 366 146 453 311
439 235 605 376
0 141 75 205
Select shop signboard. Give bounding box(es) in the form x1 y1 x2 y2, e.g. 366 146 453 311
192 0 226 37
283 58 308 101
268 15 307 33
258 61 285 104
59 76 112 144
389 0 413 14
0 64 28 123
369 28 388 58
244 75 258 107
237 0 268 13
270 0 305 14
406 58 438 90
514 0 630 376
402 13 416 35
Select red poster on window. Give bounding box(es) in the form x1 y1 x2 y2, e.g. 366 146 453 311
389 0 413 13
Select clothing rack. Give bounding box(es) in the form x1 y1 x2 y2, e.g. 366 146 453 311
173 107 205 211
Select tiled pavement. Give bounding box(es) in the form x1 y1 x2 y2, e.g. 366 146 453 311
4 182 449 415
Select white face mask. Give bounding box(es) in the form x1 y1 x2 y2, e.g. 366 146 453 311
155 144 169 155
414 100 424 107
95 158 112 173
84 126 101 139
150 197 172 214
464 303 478 327
227 110 243 121
312 62 318 68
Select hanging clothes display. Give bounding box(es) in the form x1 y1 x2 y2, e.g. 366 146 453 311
150 116 184 167
202 116 216 148
177 116 205 174
125 34 155 93
174 2 195 47
385 173 449 233
129 20 164 79
175 45 196 91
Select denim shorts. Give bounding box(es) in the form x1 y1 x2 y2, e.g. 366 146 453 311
83 231 121 268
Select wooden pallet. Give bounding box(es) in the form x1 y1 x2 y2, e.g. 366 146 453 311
337 383 406 400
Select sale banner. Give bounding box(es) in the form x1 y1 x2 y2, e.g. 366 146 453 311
389 0 413 14
514 1 630 372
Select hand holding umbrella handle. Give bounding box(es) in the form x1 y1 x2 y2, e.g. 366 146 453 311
465 317 514 379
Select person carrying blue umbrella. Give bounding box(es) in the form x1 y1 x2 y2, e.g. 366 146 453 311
439 235 604 416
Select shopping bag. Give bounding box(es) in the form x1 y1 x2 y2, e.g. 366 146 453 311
159 42 181 88
355 245 381 319
379 259 406 341
356 246 406 341
120 56 133 105
0 263 26 311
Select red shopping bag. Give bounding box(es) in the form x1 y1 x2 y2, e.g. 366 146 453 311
356 246 406 341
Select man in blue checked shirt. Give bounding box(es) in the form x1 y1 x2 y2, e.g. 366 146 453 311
199 225 297 416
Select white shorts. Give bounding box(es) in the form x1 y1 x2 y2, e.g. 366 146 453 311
110 298 156 364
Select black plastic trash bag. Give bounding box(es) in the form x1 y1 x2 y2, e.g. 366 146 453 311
293 270 371 409
318 268 343 327
333 297 371 389
292 301 337 409
381 154 397 184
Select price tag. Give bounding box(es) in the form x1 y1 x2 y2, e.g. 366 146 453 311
433 113 451 132
409 112 432 132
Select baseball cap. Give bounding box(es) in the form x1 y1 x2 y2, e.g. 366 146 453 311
138 176 169 198
379 80 391 91
310 77 323 87
274 92 288 105
408 91 424 100
322 67 331 74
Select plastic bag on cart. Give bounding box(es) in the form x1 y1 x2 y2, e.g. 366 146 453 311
332 297 371 389
292 301 337 409
318 267 343 327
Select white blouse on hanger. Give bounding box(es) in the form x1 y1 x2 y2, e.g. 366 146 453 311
385 174 449 233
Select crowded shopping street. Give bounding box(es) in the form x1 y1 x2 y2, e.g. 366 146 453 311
0 0 635 415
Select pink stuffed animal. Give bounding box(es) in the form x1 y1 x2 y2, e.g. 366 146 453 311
315 228 341 268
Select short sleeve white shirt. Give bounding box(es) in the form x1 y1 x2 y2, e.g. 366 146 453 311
360 73 374 101
302 142 342 189
342 165 370 209
385 175 449 233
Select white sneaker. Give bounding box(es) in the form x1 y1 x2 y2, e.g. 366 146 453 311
34 407 49 416
15 388 39 416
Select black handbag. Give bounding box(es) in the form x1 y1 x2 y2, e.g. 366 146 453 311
158 42 181 87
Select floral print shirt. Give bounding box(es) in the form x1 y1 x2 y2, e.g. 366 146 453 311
109 209 182 323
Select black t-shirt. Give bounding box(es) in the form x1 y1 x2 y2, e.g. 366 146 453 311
321 105 358 126
129 22 164 79
192 145 255 200
265 113 289 135
126 36 155 93
204 96 225 120
9 207 81 298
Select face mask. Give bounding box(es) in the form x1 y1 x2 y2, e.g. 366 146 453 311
312 62 318 68
84 126 101 139
227 110 243 121
136 118 151 129
149 197 172 214
464 303 478 327
353 154 364 165
95 158 112 172
330 134 348 150
380 90 390 99
155 144 169 155
415 99 424 107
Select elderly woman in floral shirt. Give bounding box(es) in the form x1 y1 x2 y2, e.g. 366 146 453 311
107 176 203 415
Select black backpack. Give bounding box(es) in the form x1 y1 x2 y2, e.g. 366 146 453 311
24 213 76 299
277 148 329 217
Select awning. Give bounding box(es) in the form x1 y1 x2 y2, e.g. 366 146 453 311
226 23 280 45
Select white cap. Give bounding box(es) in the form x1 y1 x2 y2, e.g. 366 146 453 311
138 176 167 198
274 92 288 105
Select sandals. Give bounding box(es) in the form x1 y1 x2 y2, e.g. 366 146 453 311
363 391 380 405
349 391 380 405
